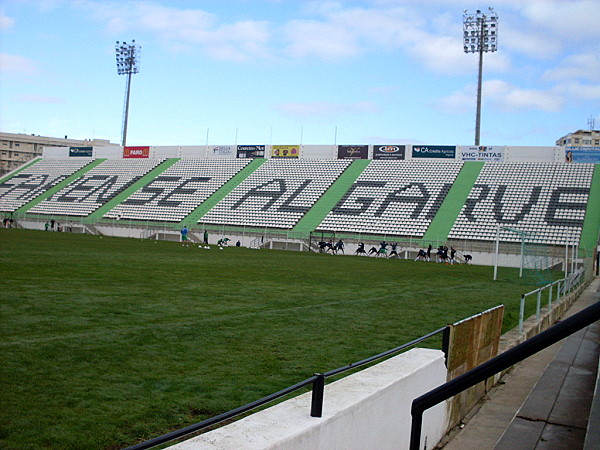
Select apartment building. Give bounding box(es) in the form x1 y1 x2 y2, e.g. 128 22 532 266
0 132 115 176
555 129 600 147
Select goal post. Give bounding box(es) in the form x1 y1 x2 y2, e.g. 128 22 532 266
493 226 554 284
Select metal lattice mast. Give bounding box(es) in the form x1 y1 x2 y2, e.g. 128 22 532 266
463 8 498 146
115 40 141 147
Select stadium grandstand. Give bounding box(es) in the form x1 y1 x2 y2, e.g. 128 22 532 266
1 142 599 270
2 141 600 449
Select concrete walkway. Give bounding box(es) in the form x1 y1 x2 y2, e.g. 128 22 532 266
442 277 600 450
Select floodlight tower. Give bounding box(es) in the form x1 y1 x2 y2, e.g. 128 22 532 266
463 8 498 146
115 40 141 147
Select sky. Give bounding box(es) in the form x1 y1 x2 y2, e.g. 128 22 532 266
1 0 599 147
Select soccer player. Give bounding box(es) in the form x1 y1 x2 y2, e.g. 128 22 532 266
180 226 189 246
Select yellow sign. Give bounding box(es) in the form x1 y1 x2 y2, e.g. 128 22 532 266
271 145 300 158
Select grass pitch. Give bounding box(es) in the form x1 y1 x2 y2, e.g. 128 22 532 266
0 229 539 449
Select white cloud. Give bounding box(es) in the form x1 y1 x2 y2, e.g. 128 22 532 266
80 1 272 62
282 19 360 60
437 85 475 114
0 12 15 31
438 79 564 113
556 81 600 101
488 80 563 112
543 54 600 83
501 25 562 59
0 53 37 76
275 101 381 117
522 0 600 41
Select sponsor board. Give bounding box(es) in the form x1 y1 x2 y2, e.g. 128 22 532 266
272 145 299 158
337 145 368 159
565 146 600 163
69 147 93 157
123 146 150 158
209 145 235 158
459 146 505 161
237 145 265 158
412 145 456 159
373 145 405 160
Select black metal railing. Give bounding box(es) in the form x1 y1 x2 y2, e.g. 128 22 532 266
409 299 600 450
126 326 447 449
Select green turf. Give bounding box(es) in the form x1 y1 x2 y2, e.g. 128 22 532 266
0 229 545 449
422 161 484 242
579 163 600 253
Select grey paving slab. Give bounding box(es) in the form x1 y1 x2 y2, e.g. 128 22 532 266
494 417 545 450
442 342 562 450
518 360 569 421
536 422 587 450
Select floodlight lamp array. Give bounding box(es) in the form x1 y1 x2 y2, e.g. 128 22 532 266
115 40 141 75
463 8 498 54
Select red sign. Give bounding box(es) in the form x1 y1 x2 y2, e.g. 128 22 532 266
123 146 150 158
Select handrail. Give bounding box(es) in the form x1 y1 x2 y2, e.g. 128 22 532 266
409 299 600 450
126 326 447 449
323 326 446 378
518 269 585 335
127 376 318 450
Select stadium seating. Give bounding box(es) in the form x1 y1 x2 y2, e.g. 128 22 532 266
448 162 594 245
28 159 164 217
104 159 250 222
316 160 464 237
200 159 352 229
3 156 598 248
0 158 93 213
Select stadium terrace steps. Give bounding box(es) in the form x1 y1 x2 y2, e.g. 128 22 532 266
579 163 600 252
180 157 266 227
422 161 484 243
292 159 371 234
0 157 42 184
13 158 105 215
84 158 180 223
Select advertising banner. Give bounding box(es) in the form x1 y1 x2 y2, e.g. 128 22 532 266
337 145 368 159
565 147 600 163
272 145 300 158
208 145 235 158
373 145 405 160
237 145 265 158
69 146 93 157
460 146 505 161
412 145 456 159
123 146 150 158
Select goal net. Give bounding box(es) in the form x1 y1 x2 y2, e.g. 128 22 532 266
494 227 554 285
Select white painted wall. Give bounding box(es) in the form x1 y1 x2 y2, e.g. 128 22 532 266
42 146 70 158
170 348 448 450
94 146 123 158
207 145 236 158
505 146 557 162
180 146 207 158
301 145 338 159
47 144 568 163
151 146 179 158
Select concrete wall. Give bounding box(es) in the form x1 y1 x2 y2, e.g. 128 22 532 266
301 145 337 159
170 348 448 450
151 146 179 158
42 146 70 158
43 144 568 162
180 146 207 158
94 146 123 158
505 146 558 162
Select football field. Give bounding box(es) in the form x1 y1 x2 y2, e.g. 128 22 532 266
0 229 539 448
